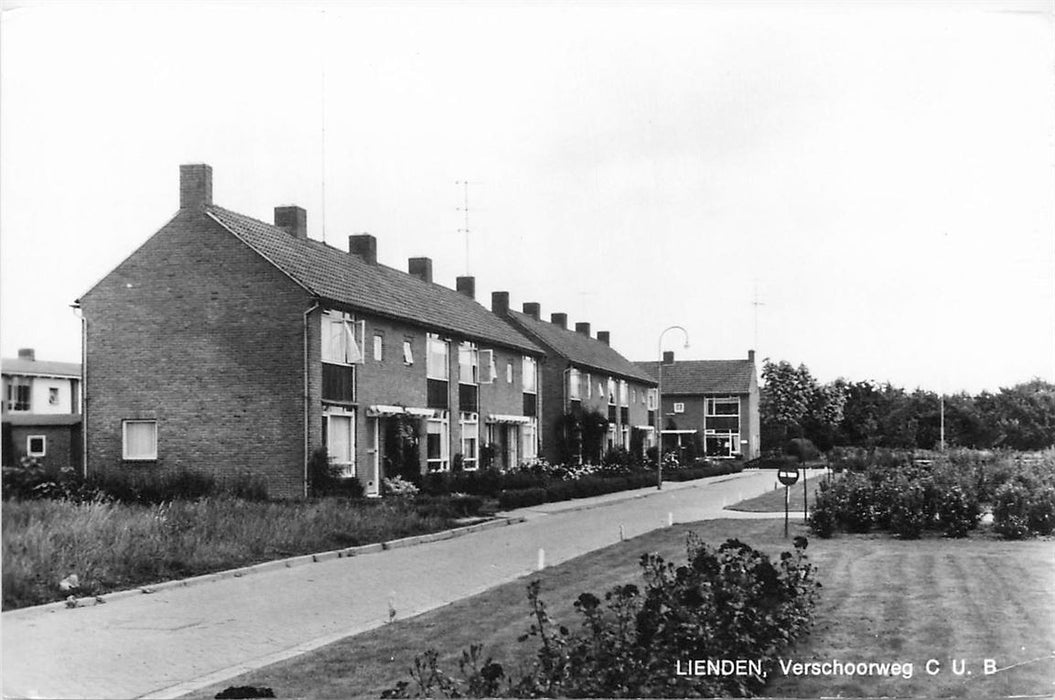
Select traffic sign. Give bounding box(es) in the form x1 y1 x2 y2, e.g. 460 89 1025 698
777 468 799 486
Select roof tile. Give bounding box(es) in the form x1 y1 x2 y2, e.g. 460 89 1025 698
635 360 755 394
206 206 542 354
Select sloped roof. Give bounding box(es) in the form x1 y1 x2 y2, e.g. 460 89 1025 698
634 359 755 394
506 311 655 384
2 413 82 426
2 358 80 378
205 206 542 355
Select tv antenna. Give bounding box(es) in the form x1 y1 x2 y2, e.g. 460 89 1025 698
456 180 471 275
751 280 765 351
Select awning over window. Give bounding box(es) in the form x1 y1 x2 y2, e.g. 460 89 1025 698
487 414 531 424
633 425 656 431
366 405 438 419
660 429 698 435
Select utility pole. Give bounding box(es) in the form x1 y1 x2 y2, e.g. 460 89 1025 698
456 180 470 275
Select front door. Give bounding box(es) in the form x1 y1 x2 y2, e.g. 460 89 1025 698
363 417 381 496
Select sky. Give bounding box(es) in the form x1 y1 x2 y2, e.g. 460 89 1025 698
1 0 1052 395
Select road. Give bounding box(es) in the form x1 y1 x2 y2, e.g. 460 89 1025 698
2 469 804 699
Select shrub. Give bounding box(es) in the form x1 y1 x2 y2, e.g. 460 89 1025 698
307 448 343 498
936 485 980 538
886 476 931 539
385 535 820 698
808 481 838 538
383 475 420 499
1027 486 1055 536
786 438 820 463
993 482 1032 539
840 472 876 533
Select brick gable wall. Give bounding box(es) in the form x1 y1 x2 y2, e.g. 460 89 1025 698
80 209 311 498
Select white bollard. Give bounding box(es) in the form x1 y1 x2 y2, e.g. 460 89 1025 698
668 512 674 527
537 547 545 571
619 524 625 541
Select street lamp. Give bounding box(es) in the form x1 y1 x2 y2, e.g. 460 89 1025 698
657 325 690 489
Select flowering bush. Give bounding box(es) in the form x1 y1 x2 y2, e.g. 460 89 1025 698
385 535 820 698
383 475 420 499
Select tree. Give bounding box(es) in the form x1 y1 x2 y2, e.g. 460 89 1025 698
761 359 846 452
979 380 1055 450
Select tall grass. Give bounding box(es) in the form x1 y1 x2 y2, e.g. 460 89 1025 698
2 497 457 610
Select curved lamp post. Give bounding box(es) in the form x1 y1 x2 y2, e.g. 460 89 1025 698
657 325 690 489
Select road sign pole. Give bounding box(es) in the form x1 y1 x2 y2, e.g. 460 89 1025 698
784 485 789 538
803 466 808 523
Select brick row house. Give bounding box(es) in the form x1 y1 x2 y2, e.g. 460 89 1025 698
76 164 545 498
634 351 760 460
1 348 82 471
496 301 659 464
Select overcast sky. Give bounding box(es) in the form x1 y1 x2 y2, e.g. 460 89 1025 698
1 0 1052 394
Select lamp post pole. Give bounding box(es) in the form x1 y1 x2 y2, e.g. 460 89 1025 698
657 325 690 490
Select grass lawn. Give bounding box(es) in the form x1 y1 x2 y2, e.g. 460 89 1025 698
728 473 826 512
187 518 1055 699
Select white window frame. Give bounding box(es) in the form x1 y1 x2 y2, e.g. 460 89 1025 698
568 368 581 401
460 412 479 470
458 341 479 385
48 387 60 406
6 378 31 412
522 356 537 394
586 373 592 399
621 425 630 450
706 397 741 417
427 333 450 380
321 310 364 365
506 361 513 384
122 420 158 461
480 349 497 384
647 389 658 410
326 409 357 477
403 339 414 365
373 334 384 362
26 435 46 457
673 402 685 414
427 412 450 471
607 378 617 405
619 380 629 407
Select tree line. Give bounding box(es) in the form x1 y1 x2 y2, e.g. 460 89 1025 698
760 359 1055 453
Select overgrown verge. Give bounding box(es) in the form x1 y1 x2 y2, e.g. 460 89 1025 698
809 449 1055 540
383 534 819 698
2 495 483 611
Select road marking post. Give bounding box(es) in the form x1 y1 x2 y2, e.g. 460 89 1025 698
619 524 625 541
537 548 545 571
667 512 674 527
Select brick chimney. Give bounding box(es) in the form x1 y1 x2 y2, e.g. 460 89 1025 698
575 322 591 337
18 348 35 362
748 349 755 362
491 291 510 316
348 234 377 265
179 164 212 209
597 331 610 346
409 257 433 283
550 312 567 329
274 206 307 239
522 302 541 320
456 276 475 299
663 350 675 365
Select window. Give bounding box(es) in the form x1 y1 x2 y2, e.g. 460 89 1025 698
321 310 364 364
706 397 740 434
427 413 450 471
427 334 449 380
123 420 157 460
373 334 384 362
673 402 685 414
48 388 60 406
632 388 636 404
326 410 356 477
460 412 479 470
598 381 604 397
607 378 617 405
521 418 537 461
706 397 740 416
622 425 630 450
586 373 592 399
568 368 580 401
647 389 658 410
619 380 629 407
506 362 513 384
27 435 46 457
480 349 496 384
522 356 537 394
458 342 479 385
6 378 30 412
403 339 414 365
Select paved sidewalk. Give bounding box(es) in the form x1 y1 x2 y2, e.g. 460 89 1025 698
2 469 818 699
